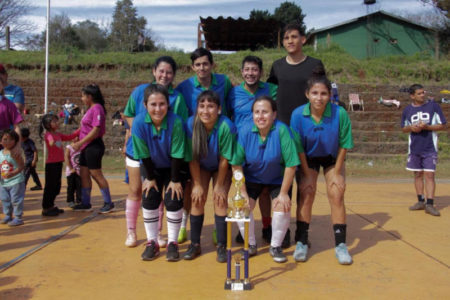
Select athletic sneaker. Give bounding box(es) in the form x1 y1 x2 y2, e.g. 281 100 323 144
125 231 137 247
67 201 76 209
409 201 425 211
235 231 244 244
166 242 180 262
42 207 62 216
99 202 115 214
141 240 160 261
183 243 201 260
216 244 227 263
293 242 308 262
72 203 93 212
240 244 257 258
281 228 291 249
262 226 272 244
269 246 287 263
158 233 167 248
30 185 42 191
8 218 24 227
335 243 352 265
178 227 187 244
425 205 440 216
212 228 218 245
1 215 12 224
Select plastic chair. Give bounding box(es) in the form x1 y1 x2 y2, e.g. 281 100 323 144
348 93 364 111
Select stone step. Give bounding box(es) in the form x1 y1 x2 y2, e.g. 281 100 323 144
352 130 449 143
350 141 449 154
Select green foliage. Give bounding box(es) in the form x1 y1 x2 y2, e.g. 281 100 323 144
273 1 306 31
110 0 154 52
73 20 108 52
249 9 273 20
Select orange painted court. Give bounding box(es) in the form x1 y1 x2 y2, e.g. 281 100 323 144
1 177 449 299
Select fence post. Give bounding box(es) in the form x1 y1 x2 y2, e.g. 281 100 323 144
6 26 10 50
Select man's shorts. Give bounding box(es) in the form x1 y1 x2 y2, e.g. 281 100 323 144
307 155 336 173
246 181 292 201
406 152 437 172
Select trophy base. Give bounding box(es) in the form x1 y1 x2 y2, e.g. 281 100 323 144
224 280 252 291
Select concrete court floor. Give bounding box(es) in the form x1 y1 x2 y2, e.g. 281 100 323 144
0 177 449 299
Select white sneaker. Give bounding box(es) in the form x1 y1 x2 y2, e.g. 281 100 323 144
335 243 352 265
125 231 137 248
158 233 167 248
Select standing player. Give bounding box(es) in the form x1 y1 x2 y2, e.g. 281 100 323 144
267 23 324 247
131 84 187 261
290 69 353 265
176 47 232 244
231 96 299 263
228 55 277 244
176 47 232 117
402 84 447 216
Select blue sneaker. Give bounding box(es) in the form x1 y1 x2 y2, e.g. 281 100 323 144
335 243 352 265
8 218 24 227
293 242 308 262
99 202 115 214
1 215 12 224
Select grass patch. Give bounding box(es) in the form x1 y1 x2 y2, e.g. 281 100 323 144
1 45 449 85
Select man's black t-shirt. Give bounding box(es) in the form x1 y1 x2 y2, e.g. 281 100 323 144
267 56 324 125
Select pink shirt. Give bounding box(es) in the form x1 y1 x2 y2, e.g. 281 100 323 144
45 130 79 163
0 96 23 130
65 144 81 176
79 104 106 149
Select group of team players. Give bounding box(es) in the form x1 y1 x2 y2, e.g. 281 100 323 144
121 23 354 265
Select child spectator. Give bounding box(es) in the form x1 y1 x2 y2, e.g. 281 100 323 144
20 128 42 191
39 114 79 216
0 130 26 226
65 137 82 208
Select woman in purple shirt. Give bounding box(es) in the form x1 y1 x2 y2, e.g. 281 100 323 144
71 84 114 213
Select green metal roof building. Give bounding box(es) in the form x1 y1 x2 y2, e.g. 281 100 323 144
308 11 438 59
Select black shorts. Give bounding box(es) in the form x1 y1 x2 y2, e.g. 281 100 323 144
79 138 105 169
307 155 336 172
245 181 291 201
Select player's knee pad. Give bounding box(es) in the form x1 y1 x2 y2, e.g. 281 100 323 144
142 188 162 210
164 191 183 211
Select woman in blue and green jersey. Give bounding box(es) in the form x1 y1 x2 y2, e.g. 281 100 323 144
231 96 299 264
290 68 354 265
182 90 236 263
123 56 187 249
131 84 187 262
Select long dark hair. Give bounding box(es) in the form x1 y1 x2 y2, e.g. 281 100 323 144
82 84 106 114
306 66 331 93
192 90 220 160
39 113 57 139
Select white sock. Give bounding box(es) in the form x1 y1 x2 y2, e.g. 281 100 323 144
180 209 188 229
271 211 290 248
142 208 159 242
166 209 183 243
237 212 256 246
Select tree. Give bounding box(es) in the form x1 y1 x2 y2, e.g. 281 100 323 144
44 13 83 52
73 20 108 52
0 0 35 49
273 1 306 32
249 9 273 21
110 0 154 52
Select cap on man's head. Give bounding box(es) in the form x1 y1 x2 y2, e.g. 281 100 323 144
0 64 6 74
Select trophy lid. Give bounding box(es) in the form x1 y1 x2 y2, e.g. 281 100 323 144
233 170 244 181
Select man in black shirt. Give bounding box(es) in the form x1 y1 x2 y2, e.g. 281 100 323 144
267 23 324 125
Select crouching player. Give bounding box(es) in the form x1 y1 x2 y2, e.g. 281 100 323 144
131 84 187 261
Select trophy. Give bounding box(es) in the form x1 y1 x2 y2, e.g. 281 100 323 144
224 170 252 291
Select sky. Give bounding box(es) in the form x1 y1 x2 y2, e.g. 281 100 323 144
28 0 433 51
